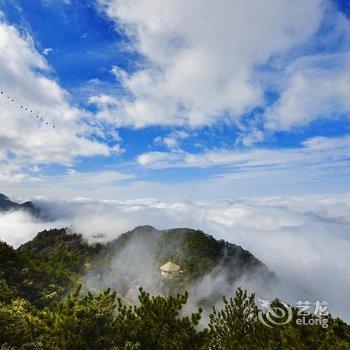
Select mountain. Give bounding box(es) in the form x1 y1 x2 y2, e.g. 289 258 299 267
1 226 349 350
0 193 22 211
1 225 276 308
85 225 276 298
0 228 98 307
0 193 41 217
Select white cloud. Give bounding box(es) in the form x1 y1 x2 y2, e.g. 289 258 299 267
96 0 325 128
41 0 71 5
3 168 136 193
265 53 350 131
0 210 65 247
2 134 347 200
51 193 350 321
42 47 54 55
60 169 135 186
137 134 350 172
137 150 184 167
89 94 119 108
154 130 189 150
0 20 115 180
1 192 350 321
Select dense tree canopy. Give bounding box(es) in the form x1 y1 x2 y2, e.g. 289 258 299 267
0 286 349 349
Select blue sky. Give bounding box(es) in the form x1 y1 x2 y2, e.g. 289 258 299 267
0 0 349 200
2 1 350 323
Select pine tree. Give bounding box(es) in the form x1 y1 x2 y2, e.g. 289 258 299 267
114 288 206 350
208 288 266 349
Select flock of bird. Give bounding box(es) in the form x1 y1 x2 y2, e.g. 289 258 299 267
0 90 56 128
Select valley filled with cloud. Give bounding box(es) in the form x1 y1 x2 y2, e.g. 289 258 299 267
0 1 349 343
1 192 349 320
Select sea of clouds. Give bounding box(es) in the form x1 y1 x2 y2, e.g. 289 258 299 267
1 193 349 320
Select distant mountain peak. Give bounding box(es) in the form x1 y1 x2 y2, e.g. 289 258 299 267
132 225 158 233
0 193 42 218
0 193 11 203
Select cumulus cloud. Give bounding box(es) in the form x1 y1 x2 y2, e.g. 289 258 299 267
96 0 325 128
154 130 190 150
265 53 350 131
0 19 116 181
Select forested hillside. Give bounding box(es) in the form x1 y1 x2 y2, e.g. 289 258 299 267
0 227 349 349
2 225 275 306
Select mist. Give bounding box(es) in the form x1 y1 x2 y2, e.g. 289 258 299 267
0 193 349 320
0 209 66 247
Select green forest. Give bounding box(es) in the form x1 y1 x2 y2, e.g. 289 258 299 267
0 227 349 349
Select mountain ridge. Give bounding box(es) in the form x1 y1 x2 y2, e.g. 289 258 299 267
0 192 42 217
7 225 276 307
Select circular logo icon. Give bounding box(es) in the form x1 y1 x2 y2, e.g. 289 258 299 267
258 298 293 327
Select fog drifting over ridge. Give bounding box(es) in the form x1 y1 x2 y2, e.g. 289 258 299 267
1 193 350 320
